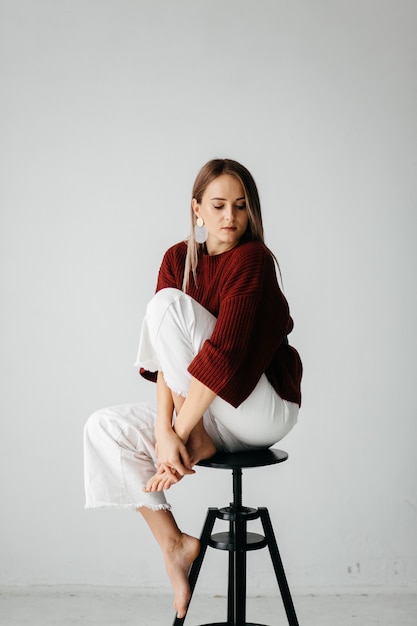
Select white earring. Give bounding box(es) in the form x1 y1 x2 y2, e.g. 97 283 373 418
194 216 208 243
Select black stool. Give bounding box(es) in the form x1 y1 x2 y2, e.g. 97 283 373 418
173 448 300 626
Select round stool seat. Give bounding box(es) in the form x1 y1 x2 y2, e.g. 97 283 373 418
197 447 288 469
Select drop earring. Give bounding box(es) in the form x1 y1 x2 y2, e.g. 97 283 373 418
194 216 208 244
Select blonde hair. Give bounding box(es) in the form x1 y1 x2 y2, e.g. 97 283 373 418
182 159 268 291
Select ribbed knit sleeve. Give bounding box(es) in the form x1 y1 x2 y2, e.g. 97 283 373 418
187 242 293 408
156 242 187 291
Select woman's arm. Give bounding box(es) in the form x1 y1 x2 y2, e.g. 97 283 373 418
154 372 194 476
155 371 175 432
144 375 217 493
173 376 216 443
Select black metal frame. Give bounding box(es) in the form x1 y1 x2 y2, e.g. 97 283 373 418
172 465 299 626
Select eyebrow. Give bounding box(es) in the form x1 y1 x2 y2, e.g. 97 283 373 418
210 197 246 201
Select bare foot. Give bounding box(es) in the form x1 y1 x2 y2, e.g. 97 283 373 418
144 467 181 492
163 533 200 618
186 422 216 465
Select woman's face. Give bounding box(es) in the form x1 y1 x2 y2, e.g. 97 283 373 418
192 174 249 255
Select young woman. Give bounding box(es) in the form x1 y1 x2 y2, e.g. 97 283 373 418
84 158 302 618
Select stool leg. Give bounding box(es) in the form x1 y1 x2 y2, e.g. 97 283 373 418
259 508 300 626
172 508 218 626
227 548 234 622
233 517 247 625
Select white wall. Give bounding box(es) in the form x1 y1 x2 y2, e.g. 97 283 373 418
1 0 416 593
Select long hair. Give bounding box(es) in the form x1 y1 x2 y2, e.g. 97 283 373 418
183 158 278 291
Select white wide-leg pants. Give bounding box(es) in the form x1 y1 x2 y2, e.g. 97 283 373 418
84 288 298 510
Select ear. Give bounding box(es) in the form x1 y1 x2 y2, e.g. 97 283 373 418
192 198 200 216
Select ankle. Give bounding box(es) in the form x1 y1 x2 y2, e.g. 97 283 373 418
163 533 182 554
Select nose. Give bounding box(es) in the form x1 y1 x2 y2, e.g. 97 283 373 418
224 205 236 222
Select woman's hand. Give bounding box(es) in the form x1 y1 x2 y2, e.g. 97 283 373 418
143 427 194 493
144 464 182 492
154 426 195 478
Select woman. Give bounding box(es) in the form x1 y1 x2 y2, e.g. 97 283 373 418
84 158 302 618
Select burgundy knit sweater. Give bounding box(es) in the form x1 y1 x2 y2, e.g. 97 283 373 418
141 239 302 408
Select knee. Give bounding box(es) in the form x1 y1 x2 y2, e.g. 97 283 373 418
144 288 186 339
146 287 183 317
84 408 119 445
84 410 103 446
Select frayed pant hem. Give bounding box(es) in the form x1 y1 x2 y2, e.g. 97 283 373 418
85 502 171 512
162 374 187 399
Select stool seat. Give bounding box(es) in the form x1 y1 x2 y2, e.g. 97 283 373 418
197 447 288 469
173 448 300 626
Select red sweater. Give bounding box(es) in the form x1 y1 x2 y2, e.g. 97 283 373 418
141 239 302 408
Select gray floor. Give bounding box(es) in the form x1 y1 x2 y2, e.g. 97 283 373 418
0 587 416 626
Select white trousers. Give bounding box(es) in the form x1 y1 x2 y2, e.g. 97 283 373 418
84 288 298 510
